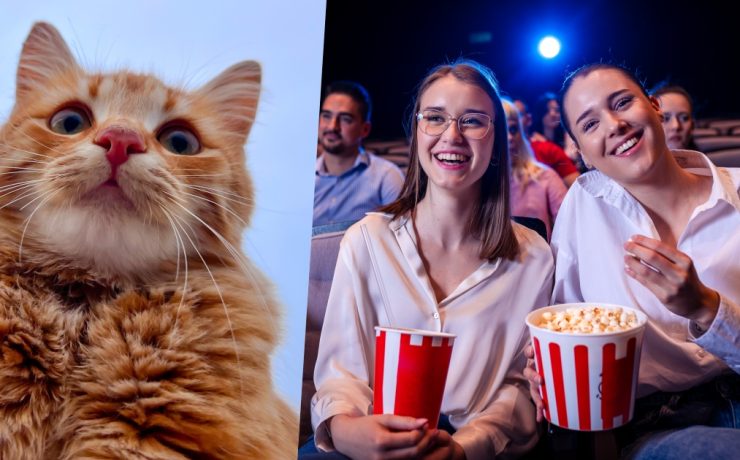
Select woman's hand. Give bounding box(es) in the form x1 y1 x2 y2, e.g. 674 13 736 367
624 235 720 331
523 344 546 423
330 414 436 459
422 430 466 460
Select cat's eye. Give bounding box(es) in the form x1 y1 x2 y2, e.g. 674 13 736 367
158 126 201 155
49 107 92 135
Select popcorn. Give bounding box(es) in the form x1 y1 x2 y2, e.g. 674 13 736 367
537 305 639 333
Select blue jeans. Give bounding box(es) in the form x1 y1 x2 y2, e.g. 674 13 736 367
297 414 456 459
620 373 740 460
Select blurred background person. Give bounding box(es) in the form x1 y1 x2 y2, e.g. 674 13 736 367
531 91 565 147
651 83 698 150
314 80 404 227
504 99 566 240
514 97 580 187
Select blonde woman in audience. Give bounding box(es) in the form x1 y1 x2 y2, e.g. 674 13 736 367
525 62 739 460
302 59 554 460
651 83 698 150
503 99 567 240
514 98 581 185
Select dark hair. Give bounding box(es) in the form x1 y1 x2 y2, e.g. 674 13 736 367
650 82 694 114
559 63 649 145
650 82 697 149
381 58 518 261
321 80 372 122
532 91 565 146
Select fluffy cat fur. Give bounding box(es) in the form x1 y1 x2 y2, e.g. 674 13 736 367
0 22 297 459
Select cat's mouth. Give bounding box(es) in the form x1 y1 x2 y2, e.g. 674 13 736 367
78 178 136 210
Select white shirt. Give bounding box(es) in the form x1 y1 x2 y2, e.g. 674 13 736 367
551 150 740 397
311 212 554 460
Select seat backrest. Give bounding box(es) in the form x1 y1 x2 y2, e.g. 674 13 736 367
695 135 740 153
706 119 740 135
707 148 740 168
692 127 720 138
378 144 411 173
299 221 354 444
513 215 548 241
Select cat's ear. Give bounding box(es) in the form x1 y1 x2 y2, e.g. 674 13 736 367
16 22 81 100
196 61 262 142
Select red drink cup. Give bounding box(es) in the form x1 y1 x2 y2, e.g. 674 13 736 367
526 303 647 431
373 326 456 427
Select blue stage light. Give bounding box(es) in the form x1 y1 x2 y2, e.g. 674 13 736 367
538 36 561 59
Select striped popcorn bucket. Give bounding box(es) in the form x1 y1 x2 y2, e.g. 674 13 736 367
373 327 455 427
526 303 647 431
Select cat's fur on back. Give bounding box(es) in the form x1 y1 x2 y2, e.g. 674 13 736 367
0 22 297 459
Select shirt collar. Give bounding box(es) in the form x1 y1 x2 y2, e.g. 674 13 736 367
577 149 740 212
315 148 370 177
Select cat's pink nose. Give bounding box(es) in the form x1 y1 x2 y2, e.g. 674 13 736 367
94 126 146 175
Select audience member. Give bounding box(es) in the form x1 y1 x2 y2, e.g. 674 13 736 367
531 91 565 147
651 83 698 150
504 98 566 240
563 131 590 173
525 62 740 459
304 59 554 460
514 98 580 186
314 81 404 227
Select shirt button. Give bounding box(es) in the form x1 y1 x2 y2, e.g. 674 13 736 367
433 312 440 319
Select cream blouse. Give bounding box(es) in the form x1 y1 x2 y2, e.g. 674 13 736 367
311 212 554 459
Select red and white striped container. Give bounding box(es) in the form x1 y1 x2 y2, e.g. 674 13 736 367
373 326 456 427
526 303 647 431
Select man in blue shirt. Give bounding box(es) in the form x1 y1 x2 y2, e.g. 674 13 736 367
314 81 404 228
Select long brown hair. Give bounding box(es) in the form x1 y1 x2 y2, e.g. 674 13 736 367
381 59 518 260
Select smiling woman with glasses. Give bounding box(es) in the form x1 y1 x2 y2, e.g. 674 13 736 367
306 58 554 460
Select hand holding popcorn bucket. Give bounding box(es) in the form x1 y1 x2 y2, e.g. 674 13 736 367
526 303 648 431
373 327 456 427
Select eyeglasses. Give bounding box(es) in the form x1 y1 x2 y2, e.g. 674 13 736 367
416 109 493 140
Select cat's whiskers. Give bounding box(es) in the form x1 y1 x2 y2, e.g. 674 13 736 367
173 173 229 179
8 126 67 157
169 212 245 397
181 183 254 206
0 157 52 166
18 183 63 212
0 166 52 173
0 178 56 192
158 204 190 350
0 187 46 211
0 188 37 206
176 190 248 227
0 141 55 161
163 193 275 337
0 171 71 208
18 187 62 262
163 191 251 268
0 183 39 201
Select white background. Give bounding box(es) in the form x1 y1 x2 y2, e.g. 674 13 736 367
0 0 326 411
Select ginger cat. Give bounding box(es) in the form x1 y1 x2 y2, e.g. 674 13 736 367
0 22 297 459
